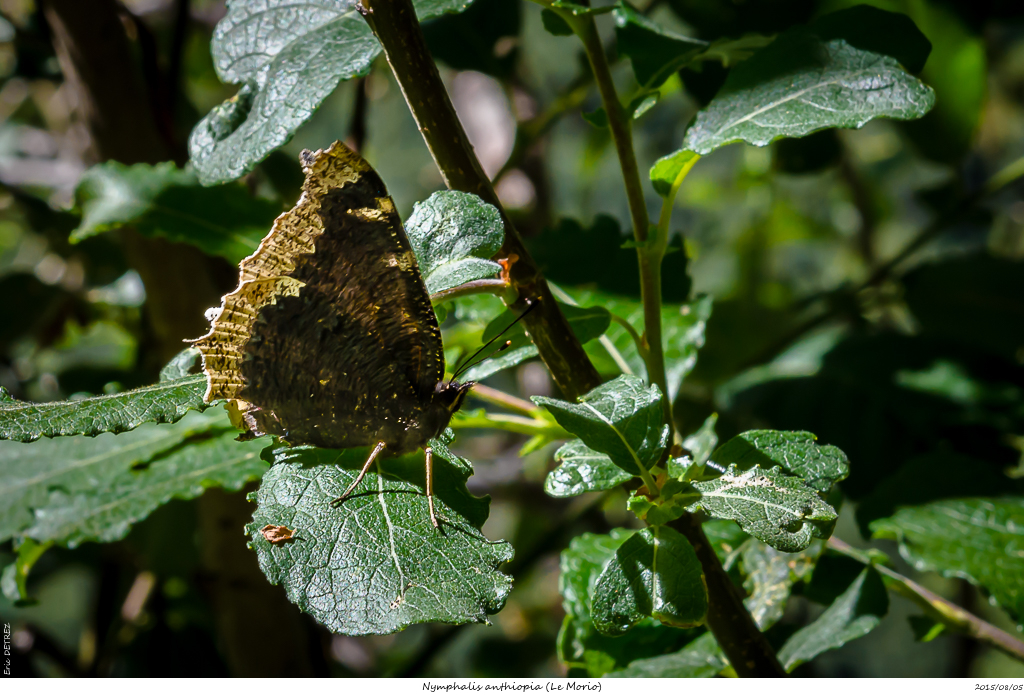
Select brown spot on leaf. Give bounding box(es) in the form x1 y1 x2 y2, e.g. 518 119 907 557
261 524 296 545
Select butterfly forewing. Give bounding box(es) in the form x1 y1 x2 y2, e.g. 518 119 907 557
194 142 446 452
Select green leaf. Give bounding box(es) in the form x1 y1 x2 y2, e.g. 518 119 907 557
405 190 505 296
688 465 837 552
606 632 726 678
189 0 476 184
159 347 202 382
871 498 1024 624
682 34 936 155
582 107 608 129
650 150 700 197
629 92 659 120
810 5 931 75
558 530 696 675
0 538 50 606
592 526 707 635
712 430 850 494
533 375 668 477
25 429 268 548
0 376 207 443
560 530 634 627
682 412 718 467
778 567 888 671
908 614 946 643
540 8 573 36
71 161 281 263
462 302 610 381
530 216 691 302
0 410 233 545
545 439 633 498
741 539 822 629
613 1 707 89
248 443 512 635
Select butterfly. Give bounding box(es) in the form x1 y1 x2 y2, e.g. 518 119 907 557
191 141 476 527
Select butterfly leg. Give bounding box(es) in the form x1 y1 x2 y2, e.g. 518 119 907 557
331 440 386 507
424 446 439 529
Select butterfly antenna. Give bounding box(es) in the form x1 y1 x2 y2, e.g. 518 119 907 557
452 298 538 380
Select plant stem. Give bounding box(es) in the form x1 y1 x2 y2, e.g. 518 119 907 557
671 513 788 677
450 410 568 439
556 6 673 433
827 537 1024 664
361 0 601 400
469 383 539 417
430 278 513 305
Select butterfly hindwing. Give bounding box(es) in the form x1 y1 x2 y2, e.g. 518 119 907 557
194 142 445 451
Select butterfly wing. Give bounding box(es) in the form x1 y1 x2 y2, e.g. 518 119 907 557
193 142 445 451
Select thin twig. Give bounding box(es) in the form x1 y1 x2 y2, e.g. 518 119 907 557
827 537 1024 664
469 383 539 416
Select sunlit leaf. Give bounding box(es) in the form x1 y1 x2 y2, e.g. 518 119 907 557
248 443 512 635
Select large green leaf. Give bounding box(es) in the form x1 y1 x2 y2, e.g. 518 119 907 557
406 191 504 296
25 428 268 548
712 430 850 493
606 632 726 678
71 161 281 263
741 539 822 629
688 465 837 552
613 1 707 89
0 410 233 545
544 439 633 498
778 567 888 671
592 526 707 635
0 376 207 443
534 375 668 477
247 442 512 635
190 0 474 184
558 530 696 676
681 33 935 155
871 498 1024 623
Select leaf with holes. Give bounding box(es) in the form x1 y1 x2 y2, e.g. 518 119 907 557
681 33 935 155
190 0 476 184
247 443 512 635
592 526 707 635
713 430 849 493
406 191 505 296
545 439 633 498
687 465 837 552
533 375 668 477
871 498 1024 624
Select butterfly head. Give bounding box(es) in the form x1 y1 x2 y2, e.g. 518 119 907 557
433 379 473 419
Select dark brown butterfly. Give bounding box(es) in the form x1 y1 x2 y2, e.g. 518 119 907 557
191 141 474 527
